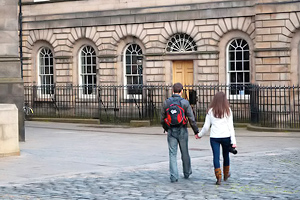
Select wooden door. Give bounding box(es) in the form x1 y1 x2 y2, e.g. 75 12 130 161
173 61 194 99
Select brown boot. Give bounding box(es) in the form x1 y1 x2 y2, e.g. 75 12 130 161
214 168 222 185
223 166 230 181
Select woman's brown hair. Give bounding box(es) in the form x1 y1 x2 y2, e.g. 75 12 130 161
208 91 230 118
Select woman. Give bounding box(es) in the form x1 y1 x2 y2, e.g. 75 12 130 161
195 91 237 185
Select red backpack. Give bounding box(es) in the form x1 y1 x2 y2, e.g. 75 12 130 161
164 98 187 128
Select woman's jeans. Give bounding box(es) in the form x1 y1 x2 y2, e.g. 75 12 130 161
210 137 231 169
167 127 192 181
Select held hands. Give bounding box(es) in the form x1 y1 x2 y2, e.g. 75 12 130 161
195 134 201 139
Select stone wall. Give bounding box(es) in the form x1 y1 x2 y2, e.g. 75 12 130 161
21 0 300 86
0 0 24 141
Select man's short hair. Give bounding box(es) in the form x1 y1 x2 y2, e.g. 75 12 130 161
173 83 183 93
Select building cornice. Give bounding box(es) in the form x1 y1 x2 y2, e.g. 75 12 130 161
22 0 256 30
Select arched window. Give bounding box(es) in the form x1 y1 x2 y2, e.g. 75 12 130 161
38 47 54 95
227 38 250 95
166 33 197 52
124 44 143 95
79 45 97 95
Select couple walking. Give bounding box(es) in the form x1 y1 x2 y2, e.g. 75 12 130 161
161 83 237 185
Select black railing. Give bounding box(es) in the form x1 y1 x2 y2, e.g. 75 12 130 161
24 84 300 128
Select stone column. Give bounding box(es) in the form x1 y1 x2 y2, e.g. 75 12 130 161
0 0 24 141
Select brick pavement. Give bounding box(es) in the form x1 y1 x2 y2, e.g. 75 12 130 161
0 122 299 199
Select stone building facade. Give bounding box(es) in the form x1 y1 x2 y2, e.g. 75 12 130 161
0 0 24 141
21 0 300 93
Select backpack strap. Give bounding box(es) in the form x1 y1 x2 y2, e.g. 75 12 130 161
168 96 183 105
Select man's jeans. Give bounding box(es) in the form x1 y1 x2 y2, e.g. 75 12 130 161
210 137 231 169
167 127 192 181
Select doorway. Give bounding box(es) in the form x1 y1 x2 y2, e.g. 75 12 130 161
173 60 194 100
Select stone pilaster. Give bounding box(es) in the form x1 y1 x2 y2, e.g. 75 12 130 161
0 0 24 141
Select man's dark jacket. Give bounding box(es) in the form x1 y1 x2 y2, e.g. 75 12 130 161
161 94 199 134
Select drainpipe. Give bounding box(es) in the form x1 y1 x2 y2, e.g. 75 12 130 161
19 0 23 79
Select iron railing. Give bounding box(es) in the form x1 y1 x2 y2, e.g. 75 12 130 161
24 84 300 128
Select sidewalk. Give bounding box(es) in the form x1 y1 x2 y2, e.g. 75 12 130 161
0 121 299 199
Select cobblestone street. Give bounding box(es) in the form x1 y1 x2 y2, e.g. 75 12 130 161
0 122 299 199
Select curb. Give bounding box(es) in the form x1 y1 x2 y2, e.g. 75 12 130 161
28 118 100 124
247 124 300 132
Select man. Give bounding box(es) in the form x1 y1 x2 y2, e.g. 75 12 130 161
161 83 199 182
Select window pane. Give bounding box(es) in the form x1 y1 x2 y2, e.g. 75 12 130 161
126 66 131 74
127 76 132 84
230 62 235 71
133 76 138 84
236 62 242 71
82 75 86 84
230 72 236 83
245 72 250 82
229 52 235 60
87 66 91 73
45 76 50 84
132 65 137 74
241 40 247 48
236 51 242 60
88 75 93 84
50 76 54 85
45 66 49 74
40 67 44 74
82 65 86 74
41 76 46 85
244 51 249 60
87 56 91 65
237 72 243 83
45 57 49 65
244 61 249 70
132 55 137 64
126 56 131 64
40 57 45 66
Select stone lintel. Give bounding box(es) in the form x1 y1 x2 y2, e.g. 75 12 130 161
55 56 72 60
98 55 117 63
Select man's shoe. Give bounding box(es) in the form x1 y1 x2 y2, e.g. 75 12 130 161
171 179 178 183
184 175 190 179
